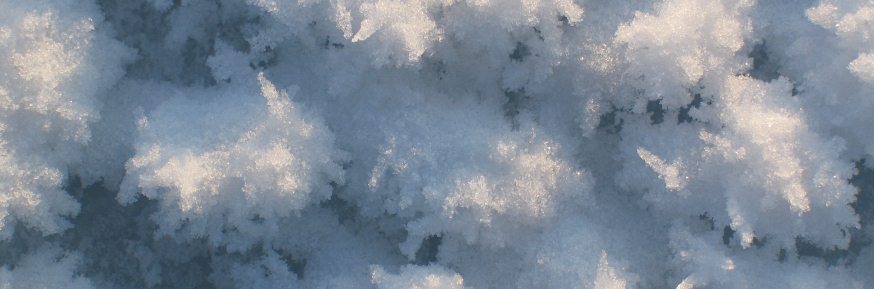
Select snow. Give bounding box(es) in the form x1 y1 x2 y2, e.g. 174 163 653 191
1 0 873 288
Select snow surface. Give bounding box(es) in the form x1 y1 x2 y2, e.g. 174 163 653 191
0 0 873 288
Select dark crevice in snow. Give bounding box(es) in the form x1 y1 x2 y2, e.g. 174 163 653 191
794 160 874 266
557 15 570 26
279 253 307 279
699 212 715 231
251 45 279 70
747 41 781 82
646 99 664 124
795 237 854 266
98 0 259 86
503 88 530 130
721 225 765 250
183 38 219 86
323 36 345 50
56 178 217 288
722 225 734 247
413 234 442 265
839 160 874 265
677 93 704 124
778 248 788 262
509 42 531 62
532 26 545 41
596 107 623 134
852 160 874 228
321 193 359 226
0 225 49 270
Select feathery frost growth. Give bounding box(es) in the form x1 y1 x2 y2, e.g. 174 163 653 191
0 0 873 288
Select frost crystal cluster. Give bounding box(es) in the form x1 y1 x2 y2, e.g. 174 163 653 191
0 0 873 288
